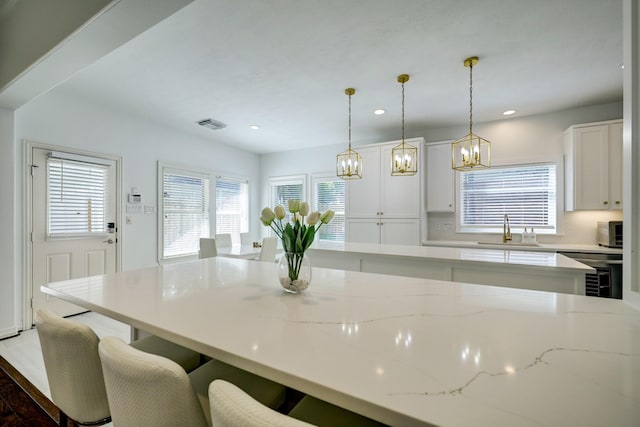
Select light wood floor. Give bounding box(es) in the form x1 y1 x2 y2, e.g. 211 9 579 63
0 311 130 426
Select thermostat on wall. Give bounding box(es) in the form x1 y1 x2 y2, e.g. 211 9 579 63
128 187 142 203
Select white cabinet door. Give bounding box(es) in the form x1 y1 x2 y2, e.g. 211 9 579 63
608 122 623 209
380 218 420 245
574 125 609 210
345 145 381 218
381 143 421 218
565 121 622 211
426 142 455 212
346 218 380 244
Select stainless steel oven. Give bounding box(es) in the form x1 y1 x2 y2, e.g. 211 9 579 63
559 252 623 299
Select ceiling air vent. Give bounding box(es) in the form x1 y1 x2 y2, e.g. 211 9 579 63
197 118 227 130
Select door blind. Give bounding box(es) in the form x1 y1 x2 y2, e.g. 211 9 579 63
215 177 248 235
459 163 557 232
162 171 210 258
47 158 109 237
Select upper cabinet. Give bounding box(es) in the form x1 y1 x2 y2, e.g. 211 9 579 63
345 138 423 244
346 138 423 219
426 141 455 212
564 120 623 211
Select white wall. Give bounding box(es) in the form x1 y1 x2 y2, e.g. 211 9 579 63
10 88 260 329
260 101 624 245
0 108 17 338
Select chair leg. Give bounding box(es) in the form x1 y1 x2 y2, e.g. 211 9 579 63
59 410 69 427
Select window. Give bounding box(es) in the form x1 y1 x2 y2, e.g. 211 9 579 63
215 176 249 235
48 158 110 237
312 176 345 242
269 175 305 223
458 163 557 233
160 166 210 259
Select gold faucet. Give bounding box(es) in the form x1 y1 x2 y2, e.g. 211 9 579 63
503 214 512 243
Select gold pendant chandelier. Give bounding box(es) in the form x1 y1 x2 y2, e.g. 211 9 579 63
391 74 417 176
452 56 491 171
336 88 362 179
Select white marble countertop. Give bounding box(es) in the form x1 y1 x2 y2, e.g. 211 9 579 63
422 240 624 255
42 257 639 426
310 241 594 273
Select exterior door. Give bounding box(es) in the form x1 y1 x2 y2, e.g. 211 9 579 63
31 147 117 317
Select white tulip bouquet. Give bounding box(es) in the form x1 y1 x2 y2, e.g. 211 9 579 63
260 199 334 286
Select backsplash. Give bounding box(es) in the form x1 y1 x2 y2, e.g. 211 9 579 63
427 210 624 245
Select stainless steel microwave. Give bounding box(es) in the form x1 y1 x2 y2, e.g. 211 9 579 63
597 221 623 248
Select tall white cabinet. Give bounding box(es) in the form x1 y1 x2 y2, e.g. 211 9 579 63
564 120 623 211
345 138 423 245
426 141 455 212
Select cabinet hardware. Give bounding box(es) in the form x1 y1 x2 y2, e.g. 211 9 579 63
603 201 609 205
615 201 620 204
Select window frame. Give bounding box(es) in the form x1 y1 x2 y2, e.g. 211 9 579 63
215 175 250 237
311 173 345 243
158 162 212 262
266 174 307 233
456 162 559 235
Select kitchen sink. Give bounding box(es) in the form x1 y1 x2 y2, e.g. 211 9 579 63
477 241 541 247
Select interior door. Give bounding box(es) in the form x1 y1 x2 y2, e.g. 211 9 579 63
31 147 117 318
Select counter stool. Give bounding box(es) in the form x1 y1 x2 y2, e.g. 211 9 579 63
34 309 201 426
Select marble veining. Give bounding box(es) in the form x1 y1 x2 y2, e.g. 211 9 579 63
41 257 640 427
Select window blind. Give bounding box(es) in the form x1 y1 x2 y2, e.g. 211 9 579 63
48 158 109 237
162 170 210 258
459 164 557 232
215 177 248 235
314 179 345 242
270 180 304 223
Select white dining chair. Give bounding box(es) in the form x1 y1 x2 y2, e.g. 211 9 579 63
240 232 251 245
209 380 387 427
215 233 233 248
99 337 287 427
34 309 201 426
258 237 278 262
199 238 218 259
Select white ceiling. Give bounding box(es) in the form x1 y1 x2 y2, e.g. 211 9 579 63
56 0 623 154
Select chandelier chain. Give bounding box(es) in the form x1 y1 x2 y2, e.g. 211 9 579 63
348 91 352 150
401 80 405 142
469 62 473 135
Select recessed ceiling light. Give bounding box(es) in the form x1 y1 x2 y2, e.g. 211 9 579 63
250 125 260 130
502 110 516 116
374 109 385 115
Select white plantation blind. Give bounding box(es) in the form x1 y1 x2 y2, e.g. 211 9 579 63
270 177 304 224
215 177 248 235
459 163 557 233
48 158 109 237
313 177 345 242
162 170 210 258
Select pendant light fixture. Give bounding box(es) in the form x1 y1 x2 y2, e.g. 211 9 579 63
452 56 491 171
391 74 417 176
336 88 362 179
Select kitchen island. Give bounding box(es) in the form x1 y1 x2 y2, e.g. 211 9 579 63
308 242 594 295
41 257 640 426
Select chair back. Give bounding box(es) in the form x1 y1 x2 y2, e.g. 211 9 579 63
199 238 217 259
258 237 278 262
240 232 251 245
209 380 314 427
35 309 111 424
99 336 208 427
215 233 233 247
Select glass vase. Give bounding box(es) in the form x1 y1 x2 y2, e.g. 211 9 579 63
278 252 311 293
